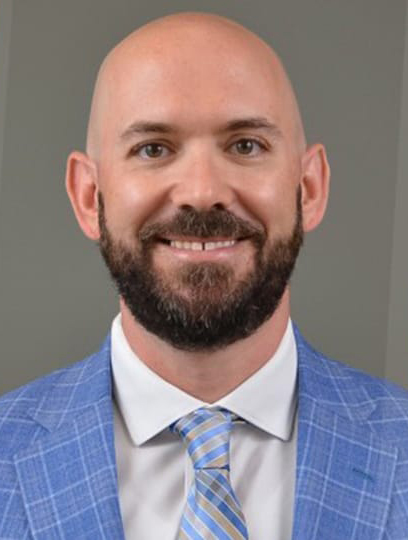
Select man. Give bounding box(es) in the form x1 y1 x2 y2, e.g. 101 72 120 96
0 12 407 540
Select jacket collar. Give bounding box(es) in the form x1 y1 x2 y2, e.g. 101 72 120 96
25 326 378 435
294 324 377 422
26 335 112 432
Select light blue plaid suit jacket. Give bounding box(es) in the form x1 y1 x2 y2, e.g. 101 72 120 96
0 325 407 539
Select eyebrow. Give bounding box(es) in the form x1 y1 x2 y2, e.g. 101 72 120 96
220 117 282 137
119 116 282 141
120 122 177 141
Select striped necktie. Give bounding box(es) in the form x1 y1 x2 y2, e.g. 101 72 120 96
170 407 249 539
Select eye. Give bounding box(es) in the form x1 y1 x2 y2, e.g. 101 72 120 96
230 138 266 156
131 142 171 159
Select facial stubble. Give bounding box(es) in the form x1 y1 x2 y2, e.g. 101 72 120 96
98 189 303 351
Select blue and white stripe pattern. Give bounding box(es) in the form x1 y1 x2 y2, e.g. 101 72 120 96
170 407 248 540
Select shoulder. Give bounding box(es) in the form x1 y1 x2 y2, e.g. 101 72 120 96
0 367 67 427
294 325 408 440
0 335 112 455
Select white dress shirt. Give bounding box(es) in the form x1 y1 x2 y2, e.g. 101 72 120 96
111 314 298 539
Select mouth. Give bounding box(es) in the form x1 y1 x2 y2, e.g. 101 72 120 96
151 234 257 266
158 237 247 251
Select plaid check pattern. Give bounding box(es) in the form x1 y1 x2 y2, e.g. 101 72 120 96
170 408 248 539
0 326 407 539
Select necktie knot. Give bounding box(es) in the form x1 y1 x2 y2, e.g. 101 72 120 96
170 407 233 470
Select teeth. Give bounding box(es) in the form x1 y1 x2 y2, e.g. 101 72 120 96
204 241 235 250
169 240 236 250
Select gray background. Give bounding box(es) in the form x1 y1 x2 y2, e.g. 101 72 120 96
0 0 407 394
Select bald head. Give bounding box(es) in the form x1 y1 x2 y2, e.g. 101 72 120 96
86 12 305 160
67 12 330 351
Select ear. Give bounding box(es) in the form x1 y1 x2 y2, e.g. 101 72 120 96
65 151 100 240
300 143 330 232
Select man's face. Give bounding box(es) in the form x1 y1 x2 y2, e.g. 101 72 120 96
94 24 305 350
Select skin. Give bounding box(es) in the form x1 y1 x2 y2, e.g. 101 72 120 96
66 12 330 402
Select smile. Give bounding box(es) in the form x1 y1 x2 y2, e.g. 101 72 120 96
169 240 236 251
156 237 249 261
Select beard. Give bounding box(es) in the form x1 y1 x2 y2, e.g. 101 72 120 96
98 189 303 352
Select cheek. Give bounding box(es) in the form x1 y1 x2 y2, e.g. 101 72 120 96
239 180 298 238
100 171 168 239
231 151 301 233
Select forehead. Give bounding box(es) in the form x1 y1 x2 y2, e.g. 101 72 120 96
100 27 289 135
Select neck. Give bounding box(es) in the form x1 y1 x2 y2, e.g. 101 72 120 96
119 289 291 403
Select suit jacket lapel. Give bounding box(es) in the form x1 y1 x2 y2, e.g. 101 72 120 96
292 327 398 540
14 337 125 540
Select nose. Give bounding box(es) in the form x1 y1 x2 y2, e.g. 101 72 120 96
169 148 236 211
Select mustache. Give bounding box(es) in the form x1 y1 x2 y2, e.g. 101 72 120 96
138 207 265 246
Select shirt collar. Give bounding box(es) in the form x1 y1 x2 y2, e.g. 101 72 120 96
216 320 297 440
111 314 297 446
